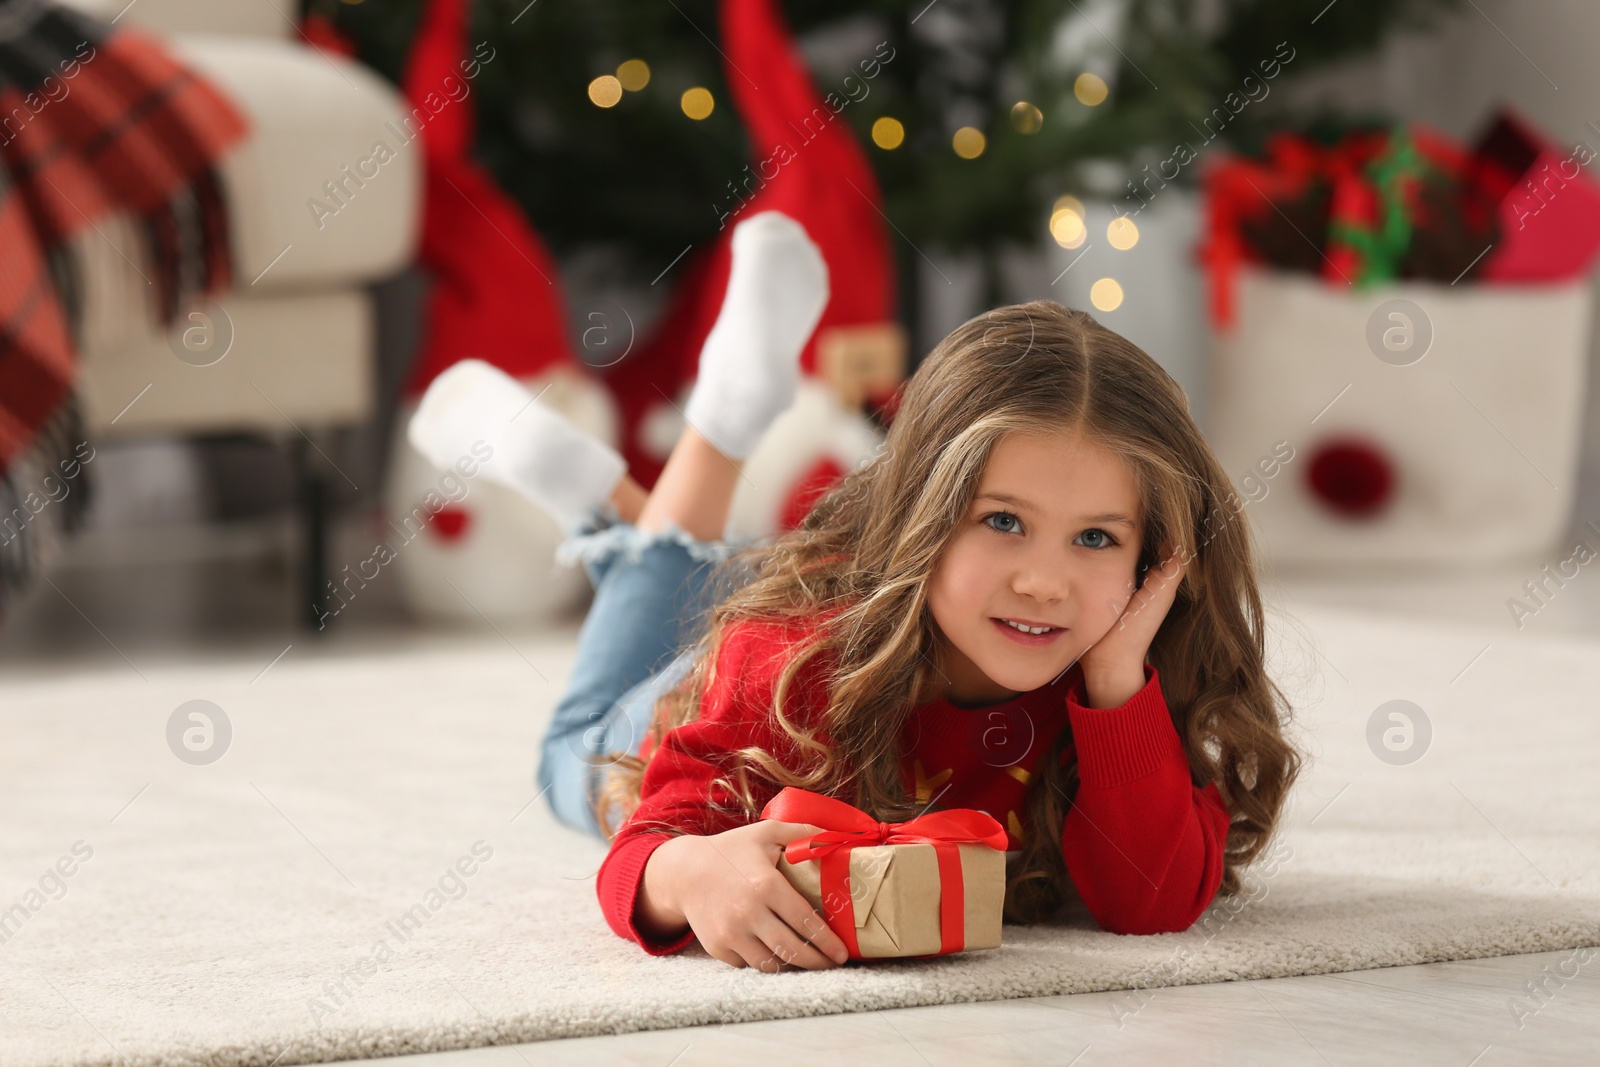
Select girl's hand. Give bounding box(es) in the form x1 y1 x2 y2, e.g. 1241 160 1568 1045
1076 544 1189 702
644 820 852 971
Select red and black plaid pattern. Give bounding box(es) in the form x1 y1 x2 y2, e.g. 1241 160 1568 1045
0 0 247 474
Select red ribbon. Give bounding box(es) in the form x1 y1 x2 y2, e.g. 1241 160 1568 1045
759 787 1008 960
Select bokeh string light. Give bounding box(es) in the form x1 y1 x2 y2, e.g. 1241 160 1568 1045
952 125 986 159
1090 277 1124 311
1050 195 1086 249
680 86 714 120
1107 215 1139 249
587 75 622 108
1074 72 1108 106
1010 101 1043 134
616 59 650 91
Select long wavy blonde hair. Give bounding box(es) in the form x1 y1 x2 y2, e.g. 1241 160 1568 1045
593 299 1304 924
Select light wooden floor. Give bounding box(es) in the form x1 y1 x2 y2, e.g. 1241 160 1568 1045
3 513 1599 1064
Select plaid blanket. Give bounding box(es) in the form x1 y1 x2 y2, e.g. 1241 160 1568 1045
0 0 246 617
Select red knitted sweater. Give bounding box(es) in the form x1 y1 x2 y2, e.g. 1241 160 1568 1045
595 613 1230 953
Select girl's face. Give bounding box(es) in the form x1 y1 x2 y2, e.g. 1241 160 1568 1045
923 428 1144 707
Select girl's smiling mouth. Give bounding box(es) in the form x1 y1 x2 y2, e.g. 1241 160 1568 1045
991 617 1067 645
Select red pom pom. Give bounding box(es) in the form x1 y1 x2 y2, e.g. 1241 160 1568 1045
1306 438 1395 518
429 506 473 542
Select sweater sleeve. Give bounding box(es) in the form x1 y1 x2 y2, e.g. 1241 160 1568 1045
595 618 830 955
1061 664 1230 935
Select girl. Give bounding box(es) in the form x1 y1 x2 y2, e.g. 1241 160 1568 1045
409 211 1303 973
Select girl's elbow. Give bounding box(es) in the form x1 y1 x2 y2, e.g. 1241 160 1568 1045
1102 909 1200 936
1088 882 1219 935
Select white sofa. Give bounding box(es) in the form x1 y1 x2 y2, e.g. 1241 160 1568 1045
56 0 421 627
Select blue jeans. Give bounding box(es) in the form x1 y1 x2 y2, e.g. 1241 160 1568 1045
536 502 758 840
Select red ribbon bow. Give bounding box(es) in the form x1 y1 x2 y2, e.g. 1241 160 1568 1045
759 787 1008 960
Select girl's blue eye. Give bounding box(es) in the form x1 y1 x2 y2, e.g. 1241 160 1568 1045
981 511 1120 550
983 511 1022 534
1077 528 1118 550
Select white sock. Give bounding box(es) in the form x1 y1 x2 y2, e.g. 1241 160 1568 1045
407 360 626 529
683 211 829 460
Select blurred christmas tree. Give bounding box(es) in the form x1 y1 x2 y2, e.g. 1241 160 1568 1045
310 0 1464 329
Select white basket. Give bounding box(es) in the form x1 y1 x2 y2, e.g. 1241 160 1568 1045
1205 265 1592 570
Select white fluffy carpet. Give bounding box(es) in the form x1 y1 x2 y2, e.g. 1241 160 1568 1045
2 601 1597 1067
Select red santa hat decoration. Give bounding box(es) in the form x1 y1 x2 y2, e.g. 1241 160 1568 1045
605 0 904 538
378 0 616 626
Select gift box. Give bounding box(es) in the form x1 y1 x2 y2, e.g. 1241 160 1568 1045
758 787 1008 961
1473 108 1600 283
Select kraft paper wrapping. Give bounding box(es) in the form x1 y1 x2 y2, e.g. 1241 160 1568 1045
776 841 1005 958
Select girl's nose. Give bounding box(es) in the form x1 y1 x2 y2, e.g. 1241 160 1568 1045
1010 558 1068 603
